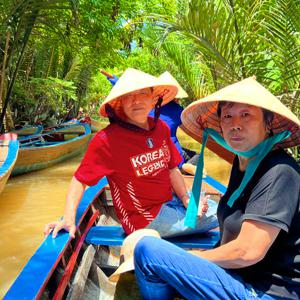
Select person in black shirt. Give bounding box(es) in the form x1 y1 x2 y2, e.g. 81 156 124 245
133 77 300 300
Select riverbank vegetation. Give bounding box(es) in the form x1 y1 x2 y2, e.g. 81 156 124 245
0 0 299 159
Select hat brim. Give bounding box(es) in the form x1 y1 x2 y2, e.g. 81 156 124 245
100 84 178 117
108 228 161 282
158 71 188 100
109 256 134 282
181 78 300 150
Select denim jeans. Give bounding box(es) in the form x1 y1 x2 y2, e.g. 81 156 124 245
134 237 278 300
146 194 218 237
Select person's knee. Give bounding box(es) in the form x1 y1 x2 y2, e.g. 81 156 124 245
134 236 161 265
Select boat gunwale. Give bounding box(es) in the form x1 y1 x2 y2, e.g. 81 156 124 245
4 172 227 299
3 177 108 300
0 140 19 177
12 125 43 136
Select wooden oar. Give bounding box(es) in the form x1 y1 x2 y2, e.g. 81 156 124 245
99 69 114 78
182 163 207 177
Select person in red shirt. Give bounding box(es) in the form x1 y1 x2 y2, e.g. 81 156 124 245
44 68 218 237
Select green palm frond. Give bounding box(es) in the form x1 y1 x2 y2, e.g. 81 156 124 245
149 0 299 91
260 0 300 91
162 41 214 100
150 0 274 82
64 56 82 82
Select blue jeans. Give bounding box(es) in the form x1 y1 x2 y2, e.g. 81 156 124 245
146 194 218 237
134 237 278 300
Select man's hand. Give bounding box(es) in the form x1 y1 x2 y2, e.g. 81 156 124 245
183 191 209 217
44 220 76 238
198 194 209 218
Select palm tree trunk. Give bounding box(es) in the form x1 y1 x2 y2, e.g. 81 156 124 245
0 31 14 132
0 31 10 111
5 106 14 131
45 47 55 78
0 8 39 133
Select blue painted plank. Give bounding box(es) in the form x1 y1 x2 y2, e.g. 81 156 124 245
0 140 19 176
4 177 108 300
86 226 220 249
85 226 126 246
204 175 227 195
166 231 220 249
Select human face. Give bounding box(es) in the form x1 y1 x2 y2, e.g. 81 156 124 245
121 88 155 129
220 103 269 152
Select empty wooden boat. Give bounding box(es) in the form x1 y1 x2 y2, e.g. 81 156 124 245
91 118 103 133
12 123 91 176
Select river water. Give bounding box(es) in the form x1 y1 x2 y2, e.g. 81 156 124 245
0 142 231 298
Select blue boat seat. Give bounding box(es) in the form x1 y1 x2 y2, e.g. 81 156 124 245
85 226 220 249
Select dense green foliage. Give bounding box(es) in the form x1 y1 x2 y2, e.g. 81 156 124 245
0 0 299 158
0 0 178 126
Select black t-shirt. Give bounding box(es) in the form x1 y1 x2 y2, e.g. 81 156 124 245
217 149 300 299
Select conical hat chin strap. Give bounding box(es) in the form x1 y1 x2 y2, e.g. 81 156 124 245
184 128 291 228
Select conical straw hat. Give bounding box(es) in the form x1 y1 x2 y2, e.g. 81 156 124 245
109 229 161 282
158 71 188 99
181 77 300 153
99 68 178 117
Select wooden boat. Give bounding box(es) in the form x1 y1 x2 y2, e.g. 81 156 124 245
180 123 234 164
4 175 226 299
52 118 102 135
43 120 88 135
12 123 91 176
0 134 19 195
12 124 43 136
91 118 103 133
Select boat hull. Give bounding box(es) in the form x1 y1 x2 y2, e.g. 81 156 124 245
0 138 19 194
91 119 103 132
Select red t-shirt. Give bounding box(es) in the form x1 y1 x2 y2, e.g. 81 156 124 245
75 118 182 234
